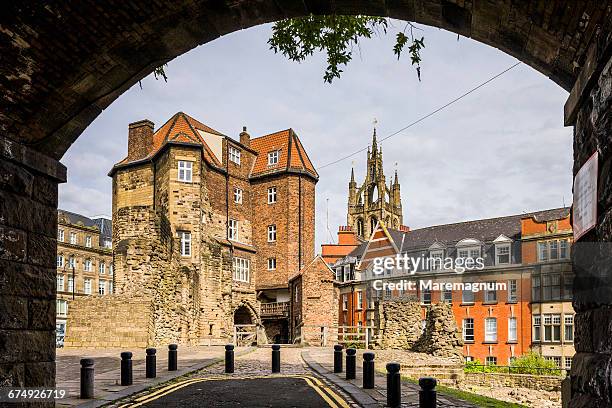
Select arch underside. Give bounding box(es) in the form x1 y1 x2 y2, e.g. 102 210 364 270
1 1 610 159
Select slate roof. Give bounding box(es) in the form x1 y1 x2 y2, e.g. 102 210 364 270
58 210 112 237
388 207 570 252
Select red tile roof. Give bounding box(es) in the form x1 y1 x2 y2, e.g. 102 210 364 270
113 112 318 180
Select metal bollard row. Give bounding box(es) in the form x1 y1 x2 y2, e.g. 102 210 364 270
345 348 356 380
225 344 235 373
146 348 156 379
271 344 281 373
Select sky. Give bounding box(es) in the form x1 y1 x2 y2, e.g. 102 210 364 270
58 22 573 251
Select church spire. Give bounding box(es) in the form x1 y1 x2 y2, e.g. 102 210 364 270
350 165 355 183
371 118 378 154
394 169 399 185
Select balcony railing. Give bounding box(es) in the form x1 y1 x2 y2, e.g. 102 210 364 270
260 301 289 317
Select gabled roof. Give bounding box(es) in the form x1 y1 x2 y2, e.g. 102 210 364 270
112 113 318 181
250 129 318 180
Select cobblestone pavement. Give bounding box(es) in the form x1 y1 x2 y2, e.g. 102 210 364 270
56 345 233 406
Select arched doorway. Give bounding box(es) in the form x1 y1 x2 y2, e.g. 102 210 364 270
0 3 610 406
233 306 253 325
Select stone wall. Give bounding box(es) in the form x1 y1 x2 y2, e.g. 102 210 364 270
376 299 423 349
64 295 153 348
413 303 464 361
375 300 463 361
0 136 65 390
465 372 562 392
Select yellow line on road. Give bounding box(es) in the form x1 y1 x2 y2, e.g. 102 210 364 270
118 374 349 408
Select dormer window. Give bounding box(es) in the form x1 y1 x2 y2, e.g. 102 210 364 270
456 238 483 261
428 241 446 271
267 150 279 166
493 235 513 265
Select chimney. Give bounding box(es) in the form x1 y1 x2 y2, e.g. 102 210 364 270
127 119 154 161
239 126 250 147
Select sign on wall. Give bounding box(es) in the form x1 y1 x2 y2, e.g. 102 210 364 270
573 151 598 240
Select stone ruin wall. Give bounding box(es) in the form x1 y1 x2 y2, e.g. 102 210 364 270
375 299 463 361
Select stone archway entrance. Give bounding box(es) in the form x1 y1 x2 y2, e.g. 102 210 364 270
233 305 257 346
0 2 611 406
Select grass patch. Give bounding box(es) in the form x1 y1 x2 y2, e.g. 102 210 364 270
401 376 528 408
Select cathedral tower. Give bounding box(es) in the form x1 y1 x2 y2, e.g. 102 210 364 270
347 127 403 239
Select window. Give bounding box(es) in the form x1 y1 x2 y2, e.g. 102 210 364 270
485 356 497 366
234 187 242 204
430 251 444 270
442 289 453 303
267 258 277 270
533 315 541 341
465 356 474 363
229 146 241 165
484 318 497 342
462 287 475 304
109 265 113 276
267 187 277 204
385 286 391 298
58 229 64 242
56 300 68 317
178 160 193 182
103 239 112 249
108 281 113 294
560 239 570 259
421 288 431 305
67 276 74 292
98 280 106 295
267 225 276 242
563 274 573 300
85 235 92 248
342 295 348 311
68 256 76 269
57 275 64 291
539 239 571 262
565 357 572 369
463 318 474 342
357 291 363 310
508 280 518 302
543 314 561 342
84 278 92 295
496 244 510 264
543 274 561 300
538 242 549 261
232 257 250 282
228 220 238 241
99 262 105 274
84 259 92 272
267 150 279 166
546 356 562 368
70 232 77 245
484 283 497 303
57 255 64 268
564 315 574 342
179 231 191 256
508 317 517 342
532 275 541 302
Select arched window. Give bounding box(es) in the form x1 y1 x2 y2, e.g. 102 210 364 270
370 217 378 233
356 218 364 237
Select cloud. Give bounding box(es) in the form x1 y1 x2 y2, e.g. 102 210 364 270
59 22 573 253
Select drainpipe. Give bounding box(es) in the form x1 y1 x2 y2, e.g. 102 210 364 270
298 174 302 269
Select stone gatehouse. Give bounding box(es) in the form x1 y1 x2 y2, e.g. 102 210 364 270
65 112 317 346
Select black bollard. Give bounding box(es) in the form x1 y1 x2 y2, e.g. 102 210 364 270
272 344 281 373
386 362 401 408
80 358 94 399
418 377 437 408
345 348 356 380
168 344 178 371
225 344 235 373
120 352 133 386
362 352 375 389
146 348 156 378
333 345 343 373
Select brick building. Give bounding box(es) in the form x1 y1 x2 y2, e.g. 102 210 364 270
56 210 112 346
332 208 575 369
66 112 317 347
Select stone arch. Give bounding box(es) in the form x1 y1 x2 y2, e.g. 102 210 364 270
1 1 604 159
356 218 364 237
0 2 611 405
370 216 378 234
233 300 260 325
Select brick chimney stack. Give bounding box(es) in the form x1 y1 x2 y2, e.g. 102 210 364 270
127 119 154 162
239 126 250 147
